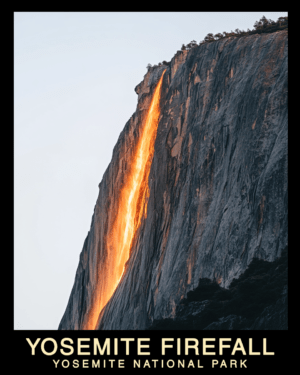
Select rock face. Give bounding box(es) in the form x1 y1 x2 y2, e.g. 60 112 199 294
148 246 287 330
59 30 287 330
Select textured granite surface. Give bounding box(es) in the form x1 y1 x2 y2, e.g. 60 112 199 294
59 30 287 330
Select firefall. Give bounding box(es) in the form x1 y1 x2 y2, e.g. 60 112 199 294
82 70 166 330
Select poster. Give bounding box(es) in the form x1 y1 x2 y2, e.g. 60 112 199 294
14 12 289 370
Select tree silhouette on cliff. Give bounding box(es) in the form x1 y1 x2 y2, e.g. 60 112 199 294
150 15 287 72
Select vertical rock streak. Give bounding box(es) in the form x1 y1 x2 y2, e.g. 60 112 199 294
83 70 166 330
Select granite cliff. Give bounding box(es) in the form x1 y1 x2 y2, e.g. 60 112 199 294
59 29 287 330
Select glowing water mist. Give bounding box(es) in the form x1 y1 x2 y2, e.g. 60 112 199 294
82 70 166 329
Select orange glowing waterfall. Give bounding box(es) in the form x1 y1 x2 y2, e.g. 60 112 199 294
83 70 166 330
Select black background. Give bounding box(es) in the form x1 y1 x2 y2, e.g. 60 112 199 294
14 330 293 372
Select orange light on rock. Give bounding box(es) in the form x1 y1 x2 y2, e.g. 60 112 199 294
82 70 166 330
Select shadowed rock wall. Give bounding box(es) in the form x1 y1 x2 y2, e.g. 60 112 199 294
59 30 287 330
